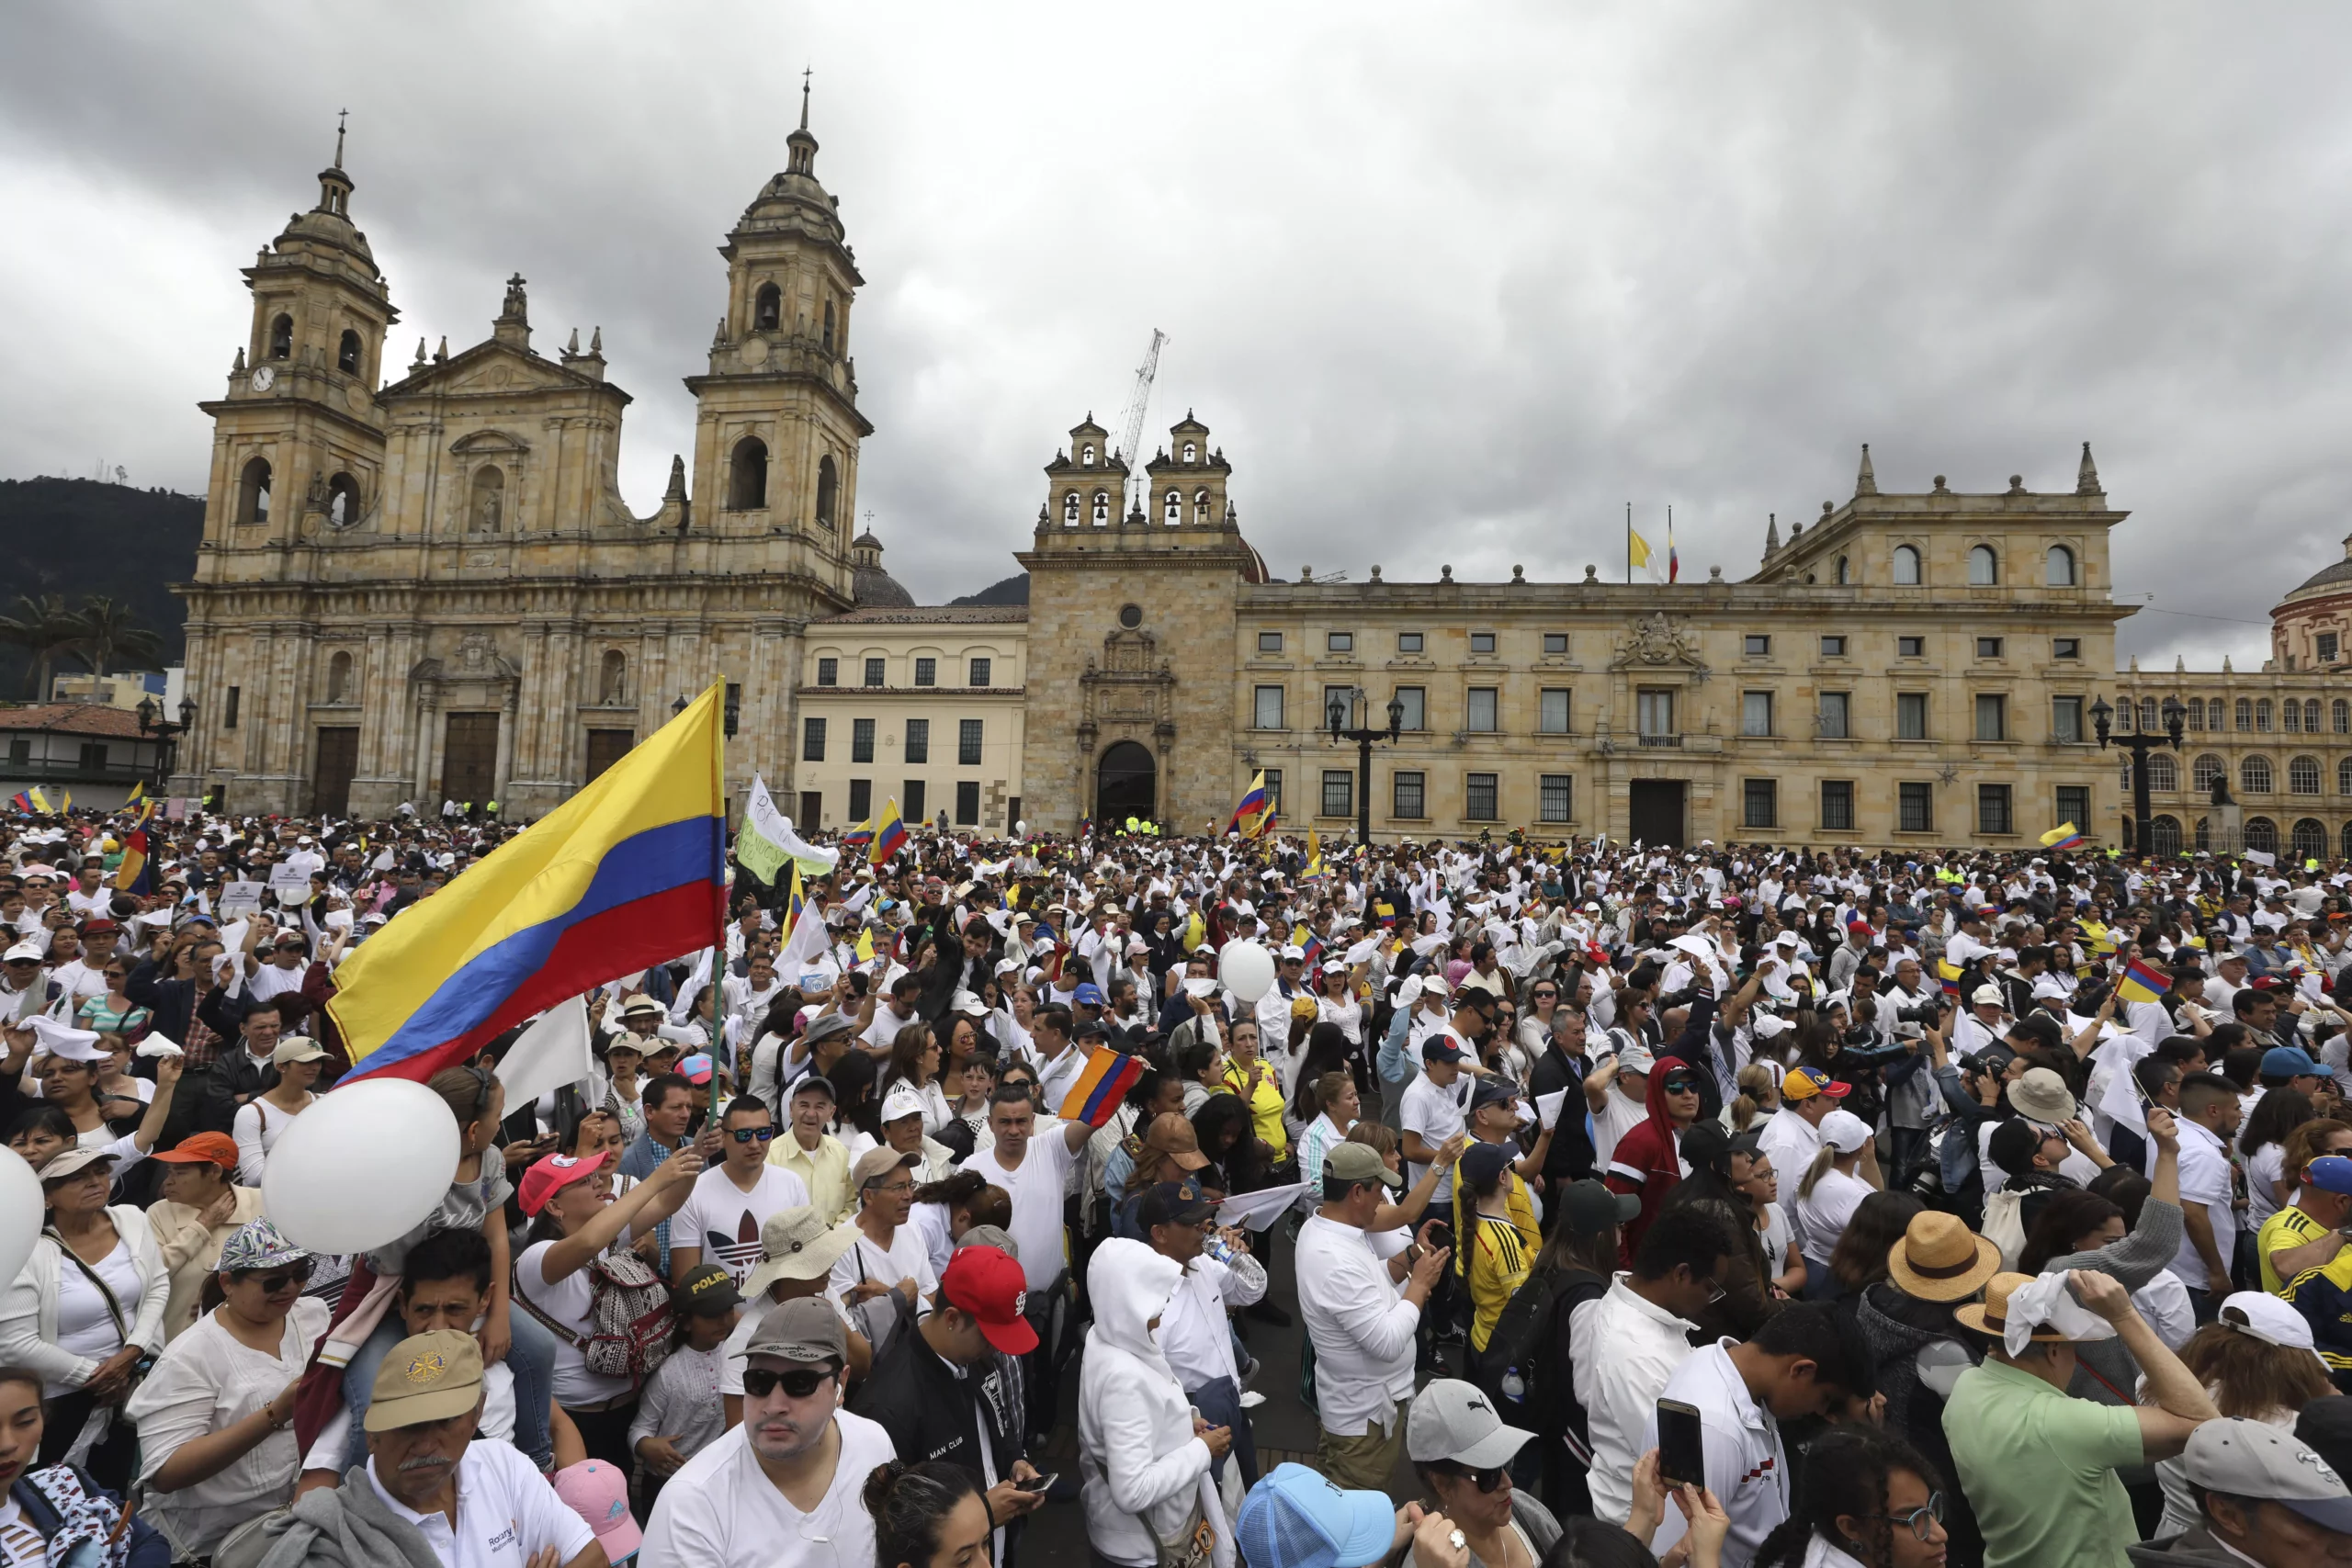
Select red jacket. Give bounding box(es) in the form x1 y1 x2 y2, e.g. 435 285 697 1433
1604 1062 1690 1262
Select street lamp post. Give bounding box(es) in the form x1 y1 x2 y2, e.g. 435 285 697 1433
1326 687 1404 848
133 694 198 792
2090 694 2185 856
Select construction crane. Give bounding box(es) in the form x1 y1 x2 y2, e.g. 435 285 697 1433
1112 329 1167 517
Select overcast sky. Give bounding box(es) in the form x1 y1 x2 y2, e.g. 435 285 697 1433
5 2 2346 667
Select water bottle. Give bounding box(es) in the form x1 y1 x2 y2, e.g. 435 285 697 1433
1204 1234 1238 1267
1499 1366 1525 1403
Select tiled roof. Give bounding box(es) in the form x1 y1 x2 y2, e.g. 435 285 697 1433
814 605 1028 626
0 705 151 738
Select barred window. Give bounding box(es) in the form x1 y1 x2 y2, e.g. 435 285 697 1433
1539 774 1573 822
1393 771 1426 818
958 719 983 766
1898 782 1933 833
802 717 826 761
1821 781 1855 830
1978 784 2013 835
1465 773 1498 820
1744 778 1778 829
852 718 875 764
1321 770 1353 818
2290 755 2322 795
2242 755 2274 794
905 719 928 764
2193 754 2226 793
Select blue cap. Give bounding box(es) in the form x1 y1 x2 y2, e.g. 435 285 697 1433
1235 1462 1398 1568
2264 1045 2323 1079
2307 1156 2352 1197
1072 982 1105 1006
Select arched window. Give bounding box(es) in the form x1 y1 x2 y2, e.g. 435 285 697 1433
268 314 293 360
2246 816 2279 854
2193 753 2226 794
2045 544 2076 586
2146 751 2178 792
753 284 781 331
2139 697 2158 732
728 437 767 510
2294 818 2328 861
1835 555 1851 585
2150 815 2182 856
2286 699 2303 733
2307 699 2324 733
1183 441 1198 462
1063 491 1080 525
326 471 360 527
1091 491 1110 525
2186 698 2204 730
1081 445 1096 467
815 455 839 529
1163 489 1181 525
2291 755 2323 795
2236 698 2254 732
2242 756 2275 794
821 300 836 354
238 457 271 524
2341 757 2352 795
1968 545 1998 585
598 649 627 705
469 466 504 532
2256 699 2274 731
1193 489 1211 525
325 650 352 704
337 330 362 375
2335 699 2349 733
2195 816 2211 851
2118 700 2136 734
1892 545 1921 585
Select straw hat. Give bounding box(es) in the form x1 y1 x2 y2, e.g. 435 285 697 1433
1885 1211 2000 1303
1951 1271 2068 1341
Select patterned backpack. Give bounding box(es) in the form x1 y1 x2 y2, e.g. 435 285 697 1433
516 1246 674 1384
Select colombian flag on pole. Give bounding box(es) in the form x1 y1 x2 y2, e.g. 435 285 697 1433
1936 959 1963 998
2040 822 2086 852
1225 772 1272 839
331 682 727 1083
113 829 152 896
6 794 28 814
869 797 909 865
1063 1048 1147 1128
2117 957 2171 1006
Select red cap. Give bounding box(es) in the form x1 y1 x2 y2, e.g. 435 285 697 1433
940 1246 1038 1353
1846 920 1871 935
153 1132 239 1169
518 1151 610 1216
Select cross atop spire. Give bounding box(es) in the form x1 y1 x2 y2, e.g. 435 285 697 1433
334 108 346 170
800 67 811 131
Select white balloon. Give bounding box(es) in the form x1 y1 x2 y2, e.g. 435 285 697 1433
1220 940 1276 1003
262 1078 463 1255
1015 820 1028 837
0 1150 43 1285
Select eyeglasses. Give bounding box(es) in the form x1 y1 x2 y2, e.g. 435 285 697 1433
1863 1493 1946 1542
741 1365 835 1400
241 1262 315 1292
729 1125 775 1144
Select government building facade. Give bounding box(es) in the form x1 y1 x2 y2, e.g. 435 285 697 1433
175 126 2352 852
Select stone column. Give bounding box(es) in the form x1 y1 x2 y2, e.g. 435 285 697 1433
413 686 439 803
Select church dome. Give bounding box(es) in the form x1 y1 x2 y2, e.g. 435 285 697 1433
848 529 915 607
2284 541 2352 599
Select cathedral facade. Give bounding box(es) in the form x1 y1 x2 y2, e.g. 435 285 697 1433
174 110 874 818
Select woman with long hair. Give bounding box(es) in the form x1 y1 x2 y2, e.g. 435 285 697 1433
909 1168 1012 1280
1288 1021 1356 1128
2149 1299 2338 1537
230 1036 326 1186
1793 1111 1881 1300
2240 1087 2316 1229
830 1048 884 1157
0 1150 167 1487
0 1366 168 1566
1190 1092 1260 1200
878 1021 952 1137
1750 1423 1949 1568
1316 960 1365 1055
1728 1062 1781 1134
865 1459 991 1568
1827 1190 1925 1303
75 954 151 1040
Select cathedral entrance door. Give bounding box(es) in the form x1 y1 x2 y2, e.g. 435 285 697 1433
1627 779 1686 848
443 713 501 807
1094 740 1157 825
311 728 359 818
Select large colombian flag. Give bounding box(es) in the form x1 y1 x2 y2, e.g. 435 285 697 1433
330 682 728 1083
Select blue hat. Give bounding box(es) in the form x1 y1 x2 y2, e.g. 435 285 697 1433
1459 1141 1513 1188
2264 1045 2323 1079
1235 1462 1397 1568
1072 982 1105 1006
2307 1156 2352 1197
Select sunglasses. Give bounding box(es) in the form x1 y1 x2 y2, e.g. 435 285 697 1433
241 1262 315 1292
1435 1461 1510 1494
1864 1493 1946 1542
741 1365 835 1400
729 1126 776 1144
1662 1077 1703 1093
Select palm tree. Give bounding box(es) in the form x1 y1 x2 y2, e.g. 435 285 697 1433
0 594 85 700
68 596 163 682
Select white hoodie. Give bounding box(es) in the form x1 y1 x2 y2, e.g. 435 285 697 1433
1078 1238 1236 1568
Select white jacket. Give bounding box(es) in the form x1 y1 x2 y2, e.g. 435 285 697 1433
0 1205 170 1388
1078 1239 1235 1568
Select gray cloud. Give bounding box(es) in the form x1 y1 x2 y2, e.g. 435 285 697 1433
5 1 2346 669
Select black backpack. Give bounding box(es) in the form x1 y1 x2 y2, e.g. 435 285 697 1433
1483 1263 1608 1442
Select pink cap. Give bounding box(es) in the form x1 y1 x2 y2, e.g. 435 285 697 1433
552 1460 641 1561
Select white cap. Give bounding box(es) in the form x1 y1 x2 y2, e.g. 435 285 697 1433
1820 1108 1871 1154
879 1084 926 1124
1 942 42 964
1281 945 1306 961
1751 1012 1791 1039
2218 1291 2325 1366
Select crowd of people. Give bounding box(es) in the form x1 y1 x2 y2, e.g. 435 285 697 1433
6 799 2352 1567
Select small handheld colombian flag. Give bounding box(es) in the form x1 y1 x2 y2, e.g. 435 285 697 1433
869 798 909 866
330 682 728 1083
1063 1048 1147 1128
1225 772 1272 840
113 829 151 896
2117 957 2170 1006
2041 822 2086 852
1936 958 1963 998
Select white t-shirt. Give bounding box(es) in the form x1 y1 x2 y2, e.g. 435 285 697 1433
2245 1142 2290 1228
0 1498 48 1568
366 1435 594 1568
1400 1073 1470 1203
1593 1083 1650 1174
1758 1201 1796 1278
515 1242 635 1409
1793 1168 1871 1268
2165 1120 2239 1292
963 1125 1081 1291
828 1222 941 1351
51 1238 140 1397
673 1165 813 1288
641 1411 898 1568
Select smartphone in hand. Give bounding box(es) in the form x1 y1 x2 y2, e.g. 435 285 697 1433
1657 1398 1706 1491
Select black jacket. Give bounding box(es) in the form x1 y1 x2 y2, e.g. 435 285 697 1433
849 1323 1026 1488
1526 1037 1596 1186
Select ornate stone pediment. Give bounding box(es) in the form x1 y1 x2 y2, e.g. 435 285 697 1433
1079 627 1176 751
449 428 532 457
1611 611 1709 674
